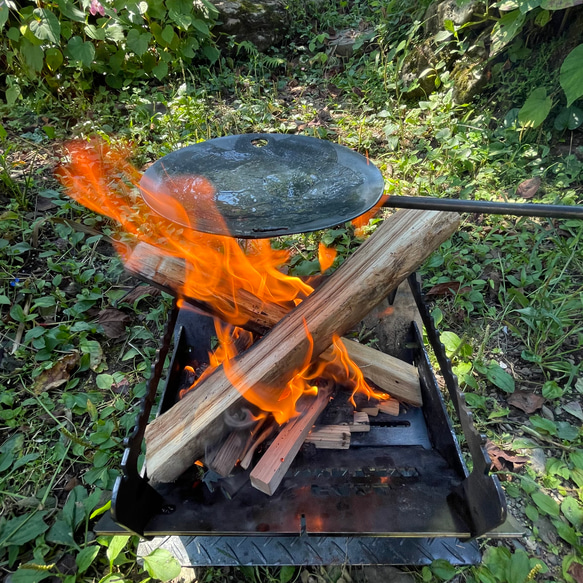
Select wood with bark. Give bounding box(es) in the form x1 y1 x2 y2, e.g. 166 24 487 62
144 209 460 483
305 425 351 449
249 386 332 495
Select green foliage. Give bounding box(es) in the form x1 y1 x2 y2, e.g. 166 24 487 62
0 0 218 100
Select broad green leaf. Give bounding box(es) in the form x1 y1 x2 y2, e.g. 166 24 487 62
556 421 579 441
530 415 557 435
21 43 44 73
168 9 191 29
199 0 219 18
6 86 20 106
292 259 320 276
192 19 210 36
161 24 176 45
76 545 100 574
96 373 114 390
490 10 525 56
430 559 457 580
9 568 53 583
560 44 583 107
10 303 27 323
57 0 87 23
166 0 192 13
202 44 220 64
0 3 9 29
483 546 511 579
554 105 583 131
84 24 106 41
63 485 89 529
440 331 462 355
561 497 583 528
542 380 563 399
506 549 531 583
152 61 168 80
541 0 583 8
518 87 553 128
46 519 77 547
45 48 64 71
280 566 296 583
570 451 583 469
142 548 182 582
67 36 95 67
525 504 539 522
553 519 579 545
126 29 151 56
105 23 125 43
106 535 130 567
0 511 49 546
531 490 560 516
0 294 10 304
572 468 583 488
486 363 515 393
30 9 61 43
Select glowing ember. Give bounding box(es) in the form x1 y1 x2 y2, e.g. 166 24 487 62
58 139 382 425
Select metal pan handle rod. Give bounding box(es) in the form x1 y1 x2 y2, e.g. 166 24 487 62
382 196 583 220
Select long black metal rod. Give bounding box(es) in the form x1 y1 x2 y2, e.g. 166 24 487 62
382 196 583 219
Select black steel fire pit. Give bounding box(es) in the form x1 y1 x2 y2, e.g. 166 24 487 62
95 133 528 566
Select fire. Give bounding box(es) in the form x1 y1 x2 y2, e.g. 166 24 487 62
58 139 383 425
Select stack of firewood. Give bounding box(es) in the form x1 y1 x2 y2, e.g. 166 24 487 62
136 209 459 494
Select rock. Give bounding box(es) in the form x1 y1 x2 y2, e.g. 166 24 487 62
329 28 374 58
450 32 490 103
529 448 547 475
399 40 439 100
424 0 486 37
213 0 291 52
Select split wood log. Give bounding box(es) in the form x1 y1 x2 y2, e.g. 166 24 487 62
206 430 247 477
249 386 332 495
123 242 288 335
337 339 422 406
305 425 351 449
379 399 400 416
240 424 275 470
350 411 370 432
144 209 460 483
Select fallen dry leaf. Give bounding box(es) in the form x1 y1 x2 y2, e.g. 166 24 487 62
516 176 541 199
485 440 528 473
507 390 544 414
33 352 80 394
569 562 583 583
98 308 130 339
425 281 471 296
121 285 161 305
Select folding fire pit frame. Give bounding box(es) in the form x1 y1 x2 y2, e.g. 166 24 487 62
97 274 521 566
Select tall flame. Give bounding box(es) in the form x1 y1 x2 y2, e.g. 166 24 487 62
58 139 382 424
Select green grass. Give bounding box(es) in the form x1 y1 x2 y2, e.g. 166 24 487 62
0 0 582 581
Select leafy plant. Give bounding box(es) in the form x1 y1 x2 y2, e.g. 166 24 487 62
0 0 219 102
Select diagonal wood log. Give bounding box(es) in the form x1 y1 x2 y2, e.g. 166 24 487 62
144 209 460 483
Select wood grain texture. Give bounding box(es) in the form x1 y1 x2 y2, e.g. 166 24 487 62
305 425 351 449
249 387 332 495
144 209 460 483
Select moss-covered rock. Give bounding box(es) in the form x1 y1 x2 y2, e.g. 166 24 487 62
212 0 291 52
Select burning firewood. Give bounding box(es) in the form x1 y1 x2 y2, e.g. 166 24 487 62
144 209 460 484
125 244 423 407
249 384 333 495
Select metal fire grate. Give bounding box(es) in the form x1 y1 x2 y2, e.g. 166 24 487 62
96 274 521 566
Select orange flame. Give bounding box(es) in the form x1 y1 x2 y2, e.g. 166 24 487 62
318 242 336 273
352 194 388 236
58 139 382 425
